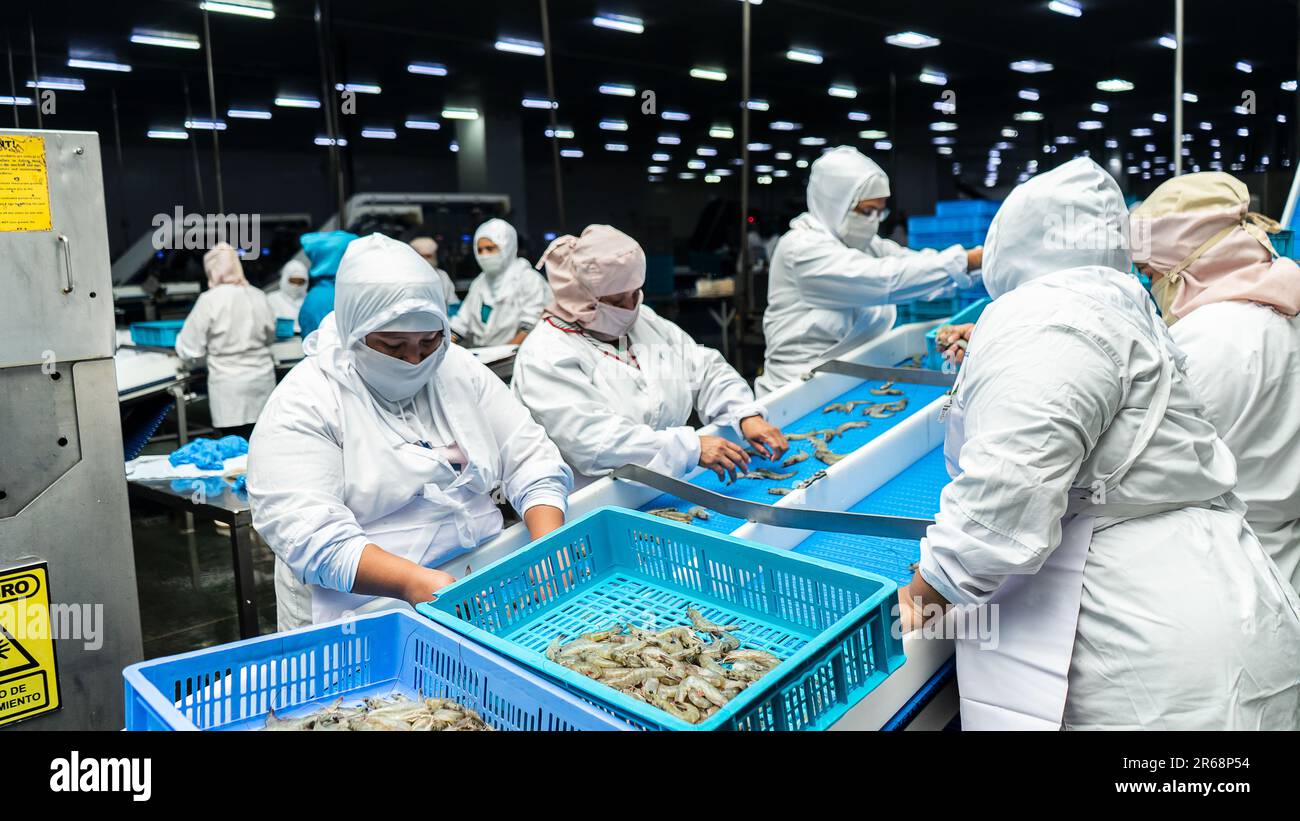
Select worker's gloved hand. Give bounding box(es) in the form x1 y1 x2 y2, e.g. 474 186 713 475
937 323 976 365
740 415 789 461
698 435 750 483
404 567 458 605
965 246 983 272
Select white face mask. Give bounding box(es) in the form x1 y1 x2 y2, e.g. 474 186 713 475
838 210 880 248
476 251 508 277
586 292 643 339
351 342 445 402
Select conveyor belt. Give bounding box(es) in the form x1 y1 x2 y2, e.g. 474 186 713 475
640 364 946 532
792 446 949 585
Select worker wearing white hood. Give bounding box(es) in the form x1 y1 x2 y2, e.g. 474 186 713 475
449 218 552 347
757 146 981 395
266 258 309 333
899 157 1300 730
247 233 572 630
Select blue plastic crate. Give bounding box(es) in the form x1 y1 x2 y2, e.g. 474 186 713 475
417 507 905 731
908 229 987 251
935 199 1001 218
275 317 295 339
122 610 633 731
130 319 186 348
924 297 990 368
908 214 992 233
1272 229 1295 259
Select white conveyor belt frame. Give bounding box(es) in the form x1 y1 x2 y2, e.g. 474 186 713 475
439 318 957 730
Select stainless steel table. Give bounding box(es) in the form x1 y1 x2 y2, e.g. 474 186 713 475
126 477 260 639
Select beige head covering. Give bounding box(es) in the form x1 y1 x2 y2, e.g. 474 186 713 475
1131 172 1300 320
409 236 438 263
203 242 248 287
538 224 646 325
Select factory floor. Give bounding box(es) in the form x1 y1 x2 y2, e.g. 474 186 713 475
129 398 278 659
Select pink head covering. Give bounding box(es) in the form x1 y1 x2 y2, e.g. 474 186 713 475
537 224 646 324
203 242 248 288
1132 172 1300 320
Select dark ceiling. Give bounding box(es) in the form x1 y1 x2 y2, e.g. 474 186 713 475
6 0 1300 192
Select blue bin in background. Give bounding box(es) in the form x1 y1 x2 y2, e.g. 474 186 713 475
130 319 186 348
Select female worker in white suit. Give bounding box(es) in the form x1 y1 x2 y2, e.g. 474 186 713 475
900 157 1300 730
248 233 571 630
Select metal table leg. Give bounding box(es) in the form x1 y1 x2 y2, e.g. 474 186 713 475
231 521 259 638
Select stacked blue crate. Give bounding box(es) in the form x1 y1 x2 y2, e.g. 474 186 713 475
897 200 999 323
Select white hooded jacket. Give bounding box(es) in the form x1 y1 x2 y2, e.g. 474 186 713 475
512 306 766 483
1173 302 1300 595
248 233 571 629
757 146 973 395
266 258 309 332
175 281 277 428
919 157 1300 728
449 218 552 347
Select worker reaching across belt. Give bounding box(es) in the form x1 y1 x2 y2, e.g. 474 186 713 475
247 233 572 630
512 224 787 488
757 146 982 395
449 218 551 347
899 157 1300 730
175 242 277 438
1131 172 1300 595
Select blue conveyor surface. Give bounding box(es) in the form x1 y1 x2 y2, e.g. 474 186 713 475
640 364 944 533
791 446 949 585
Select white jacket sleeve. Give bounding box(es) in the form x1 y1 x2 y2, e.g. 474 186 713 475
786 234 971 310
653 314 765 436
516 273 551 333
514 343 700 478
174 293 212 364
449 279 479 342
246 376 371 594
469 358 572 514
919 321 1122 606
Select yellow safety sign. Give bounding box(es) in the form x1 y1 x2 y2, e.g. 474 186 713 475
0 562 61 728
0 134 53 232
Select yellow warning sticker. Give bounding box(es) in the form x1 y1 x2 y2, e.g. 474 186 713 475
0 562 61 727
0 134 53 232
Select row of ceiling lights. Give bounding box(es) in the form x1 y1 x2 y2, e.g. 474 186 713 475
9 0 1289 181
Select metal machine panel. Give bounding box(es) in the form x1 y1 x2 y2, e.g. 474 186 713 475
1 130 116 367
0 129 143 730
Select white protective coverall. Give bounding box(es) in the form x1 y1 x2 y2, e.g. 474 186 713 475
449 219 551 347
919 157 1300 729
266 258 309 333
512 306 766 483
1173 303 1300 593
175 249 278 428
248 233 571 629
757 146 975 395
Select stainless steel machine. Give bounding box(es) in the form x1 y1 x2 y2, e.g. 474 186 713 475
0 129 143 730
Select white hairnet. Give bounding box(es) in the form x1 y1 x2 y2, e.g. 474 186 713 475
806 146 891 241
982 157 1132 299
333 233 448 348
473 218 519 262
279 258 309 299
